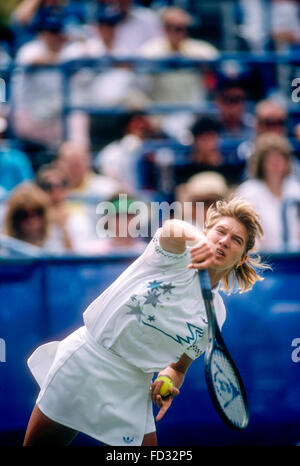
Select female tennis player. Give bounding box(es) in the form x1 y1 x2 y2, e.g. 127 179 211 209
23 197 268 446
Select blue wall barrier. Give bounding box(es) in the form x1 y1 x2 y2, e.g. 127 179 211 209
0 252 300 445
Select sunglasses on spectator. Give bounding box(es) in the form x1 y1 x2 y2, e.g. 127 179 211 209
39 180 68 191
164 23 187 33
15 207 44 221
221 95 245 104
259 118 286 127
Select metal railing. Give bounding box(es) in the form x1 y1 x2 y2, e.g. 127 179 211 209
0 233 43 258
1 51 299 140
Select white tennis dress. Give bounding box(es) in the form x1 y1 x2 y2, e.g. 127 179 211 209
27 229 226 446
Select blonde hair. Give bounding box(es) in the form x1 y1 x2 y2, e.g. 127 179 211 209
205 197 271 294
4 182 51 241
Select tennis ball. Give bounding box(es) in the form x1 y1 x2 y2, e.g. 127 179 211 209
155 375 174 398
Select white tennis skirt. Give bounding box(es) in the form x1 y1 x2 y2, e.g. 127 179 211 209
27 326 155 446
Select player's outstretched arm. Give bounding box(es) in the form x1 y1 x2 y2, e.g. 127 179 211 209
151 354 193 421
159 219 204 254
159 219 215 270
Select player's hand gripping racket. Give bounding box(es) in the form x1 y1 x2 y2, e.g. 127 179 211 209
198 269 250 430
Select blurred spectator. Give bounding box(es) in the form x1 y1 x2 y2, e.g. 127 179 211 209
63 3 153 148
294 122 300 140
270 0 300 48
140 5 219 77
0 116 34 194
173 116 224 186
235 2 279 95
10 0 85 51
139 6 219 103
15 9 71 65
12 9 75 149
237 0 271 52
83 193 148 255
12 0 65 29
254 99 288 137
237 98 289 163
270 0 300 96
56 140 122 241
235 133 300 250
57 141 122 200
65 3 132 57
2 182 59 251
189 117 223 167
95 111 161 192
214 62 255 139
65 4 145 111
11 0 63 50
138 6 219 142
176 171 229 226
36 163 95 253
89 0 164 54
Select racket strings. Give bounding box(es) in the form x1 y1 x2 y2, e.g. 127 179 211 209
210 348 248 428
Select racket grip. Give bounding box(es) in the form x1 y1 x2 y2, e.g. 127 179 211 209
198 270 213 299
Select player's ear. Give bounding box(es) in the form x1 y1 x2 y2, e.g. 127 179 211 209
237 253 248 268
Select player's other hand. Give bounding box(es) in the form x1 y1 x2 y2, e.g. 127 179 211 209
150 379 180 421
187 238 215 270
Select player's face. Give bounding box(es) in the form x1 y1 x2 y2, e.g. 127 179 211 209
205 217 248 272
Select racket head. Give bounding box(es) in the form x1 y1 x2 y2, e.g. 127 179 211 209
205 342 250 430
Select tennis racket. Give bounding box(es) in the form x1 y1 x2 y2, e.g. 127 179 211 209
198 269 250 430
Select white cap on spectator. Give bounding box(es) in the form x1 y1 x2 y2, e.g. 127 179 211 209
182 171 229 201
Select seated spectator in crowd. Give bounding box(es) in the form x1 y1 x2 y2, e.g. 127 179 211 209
0 116 34 194
235 133 300 250
2 182 68 252
56 141 123 234
82 193 148 255
65 4 145 110
176 171 229 226
36 163 95 253
64 4 153 144
57 141 122 200
270 0 300 49
254 99 288 137
237 0 271 52
294 122 300 141
210 62 257 185
214 62 255 140
12 9 86 150
173 116 225 186
12 9 74 149
12 0 66 27
10 0 85 51
237 98 289 162
270 0 300 96
95 110 162 193
92 0 164 54
66 3 132 58
253 101 300 175
188 116 223 167
140 6 219 103
139 6 219 141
